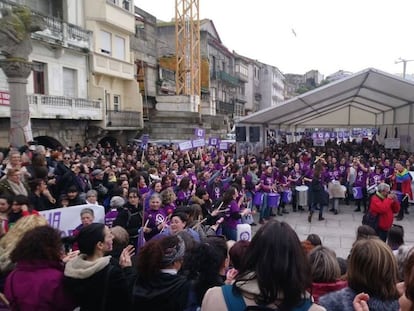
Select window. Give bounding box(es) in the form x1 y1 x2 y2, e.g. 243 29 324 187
100 30 111 55
63 67 77 97
113 95 120 111
32 62 46 94
114 36 125 60
222 91 227 102
122 0 130 10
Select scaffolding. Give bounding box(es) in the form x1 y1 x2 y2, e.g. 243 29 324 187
175 0 201 97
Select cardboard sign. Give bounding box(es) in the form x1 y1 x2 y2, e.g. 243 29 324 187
179 140 193 151
194 128 205 137
192 138 205 148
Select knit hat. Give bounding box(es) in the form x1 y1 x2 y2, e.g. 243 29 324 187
110 196 125 208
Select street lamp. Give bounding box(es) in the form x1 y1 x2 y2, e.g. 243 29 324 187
395 57 414 79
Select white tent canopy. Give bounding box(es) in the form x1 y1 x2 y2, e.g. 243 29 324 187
238 68 414 128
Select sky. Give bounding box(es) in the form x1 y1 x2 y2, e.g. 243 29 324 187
135 0 414 77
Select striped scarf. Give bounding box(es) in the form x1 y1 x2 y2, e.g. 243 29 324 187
396 168 411 183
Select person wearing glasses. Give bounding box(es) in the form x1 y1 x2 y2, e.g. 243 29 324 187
54 153 72 178
113 188 143 245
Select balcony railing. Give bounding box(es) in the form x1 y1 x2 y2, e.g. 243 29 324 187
216 101 234 114
28 94 102 120
216 71 239 87
235 93 247 103
0 0 91 50
107 110 143 128
235 71 248 82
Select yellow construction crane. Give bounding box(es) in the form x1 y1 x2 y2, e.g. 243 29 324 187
175 0 201 97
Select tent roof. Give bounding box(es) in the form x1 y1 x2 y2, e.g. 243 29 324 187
238 68 414 128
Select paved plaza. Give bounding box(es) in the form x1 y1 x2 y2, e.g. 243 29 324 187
251 202 414 259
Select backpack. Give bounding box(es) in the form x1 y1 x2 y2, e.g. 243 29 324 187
221 285 312 311
362 196 379 231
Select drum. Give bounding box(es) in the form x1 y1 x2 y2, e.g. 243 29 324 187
352 187 363 199
295 185 309 206
237 224 252 241
367 184 377 195
282 190 292 204
267 193 280 207
253 192 263 206
328 182 346 199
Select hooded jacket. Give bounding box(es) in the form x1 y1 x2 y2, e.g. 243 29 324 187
64 254 134 311
132 272 190 311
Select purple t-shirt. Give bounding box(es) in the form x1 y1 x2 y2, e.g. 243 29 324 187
104 209 118 228
224 200 241 229
145 209 167 228
368 172 384 186
382 166 394 180
260 173 274 193
353 168 368 188
337 163 349 180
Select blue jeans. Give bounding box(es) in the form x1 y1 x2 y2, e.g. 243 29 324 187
222 224 237 241
260 193 270 221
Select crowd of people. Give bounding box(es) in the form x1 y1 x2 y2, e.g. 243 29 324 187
0 137 412 310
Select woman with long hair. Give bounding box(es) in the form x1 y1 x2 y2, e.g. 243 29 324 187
64 223 135 311
5 226 76 310
221 186 249 241
202 220 325 310
0 215 48 292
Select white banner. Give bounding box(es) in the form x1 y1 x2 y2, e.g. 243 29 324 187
39 204 105 237
384 138 400 149
179 140 193 151
192 138 205 148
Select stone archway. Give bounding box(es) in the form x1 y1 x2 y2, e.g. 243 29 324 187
33 136 63 149
98 136 118 148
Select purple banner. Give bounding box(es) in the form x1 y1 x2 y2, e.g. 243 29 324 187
194 128 205 138
209 137 219 146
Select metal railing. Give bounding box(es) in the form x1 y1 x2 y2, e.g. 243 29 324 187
0 0 91 48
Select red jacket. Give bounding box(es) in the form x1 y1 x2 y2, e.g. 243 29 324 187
312 280 348 303
370 194 400 231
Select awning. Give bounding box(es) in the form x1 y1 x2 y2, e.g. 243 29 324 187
238 68 414 128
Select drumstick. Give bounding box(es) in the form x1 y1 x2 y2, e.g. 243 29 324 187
215 202 224 211
314 153 326 163
192 218 207 229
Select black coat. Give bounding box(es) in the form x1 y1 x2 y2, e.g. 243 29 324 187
132 272 190 311
310 177 329 206
113 203 143 243
64 259 135 311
